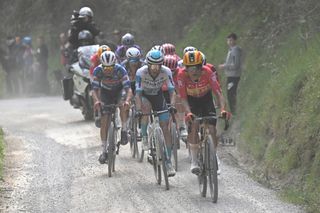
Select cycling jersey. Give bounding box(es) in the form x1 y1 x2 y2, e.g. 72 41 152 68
177 65 222 99
135 65 175 96
89 53 100 76
205 63 220 83
92 64 130 91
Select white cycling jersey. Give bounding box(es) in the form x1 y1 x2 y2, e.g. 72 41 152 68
135 65 175 95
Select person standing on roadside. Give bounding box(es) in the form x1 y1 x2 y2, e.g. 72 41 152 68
219 33 243 114
36 36 49 94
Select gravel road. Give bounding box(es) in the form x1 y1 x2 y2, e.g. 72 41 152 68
0 97 304 213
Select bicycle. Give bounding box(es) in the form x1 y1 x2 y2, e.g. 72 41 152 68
168 105 180 171
102 103 122 177
192 113 228 203
128 100 142 160
137 109 171 190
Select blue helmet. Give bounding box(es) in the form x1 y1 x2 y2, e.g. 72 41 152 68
22 36 32 46
146 50 164 65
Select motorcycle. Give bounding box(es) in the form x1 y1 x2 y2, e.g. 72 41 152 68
62 44 99 120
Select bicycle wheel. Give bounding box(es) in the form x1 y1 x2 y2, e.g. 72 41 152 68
155 128 169 190
171 122 178 171
107 124 115 177
150 134 161 184
112 126 118 172
207 135 218 203
198 143 207 197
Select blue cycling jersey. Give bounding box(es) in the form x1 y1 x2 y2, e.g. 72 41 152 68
92 63 130 91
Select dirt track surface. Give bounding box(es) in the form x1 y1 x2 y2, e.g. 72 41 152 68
0 97 304 213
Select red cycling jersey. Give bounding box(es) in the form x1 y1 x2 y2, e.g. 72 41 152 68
177 65 222 99
162 68 179 91
205 63 220 83
89 53 100 77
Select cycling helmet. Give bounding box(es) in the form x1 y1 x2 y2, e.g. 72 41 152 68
162 43 176 55
183 46 198 54
199 51 207 65
79 7 93 18
146 50 164 65
151 45 164 54
163 55 178 72
100 51 117 66
22 36 32 46
97 45 111 58
183 50 203 66
78 30 93 41
126 47 141 62
121 33 134 46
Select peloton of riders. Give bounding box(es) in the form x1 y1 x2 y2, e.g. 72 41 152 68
64 6 231 178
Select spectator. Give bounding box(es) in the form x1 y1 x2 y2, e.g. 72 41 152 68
36 35 49 94
219 33 243 114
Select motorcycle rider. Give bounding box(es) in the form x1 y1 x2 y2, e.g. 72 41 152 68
92 51 132 164
115 33 142 63
68 7 100 50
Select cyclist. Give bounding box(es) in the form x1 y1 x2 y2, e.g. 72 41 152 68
135 50 176 177
115 33 142 63
121 47 145 94
92 51 132 164
89 45 111 77
162 55 188 138
162 43 181 61
177 50 229 174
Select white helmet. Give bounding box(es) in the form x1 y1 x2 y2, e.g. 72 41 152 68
100 51 116 66
79 7 93 18
151 45 164 54
183 46 197 54
126 47 141 60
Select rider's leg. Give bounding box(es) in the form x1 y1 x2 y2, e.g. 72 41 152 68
99 113 111 163
140 97 151 148
188 121 200 173
119 105 129 145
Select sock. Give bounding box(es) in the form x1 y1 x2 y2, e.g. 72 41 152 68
189 144 199 164
141 123 148 137
122 123 127 131
166 147 172 162
102 140 108 153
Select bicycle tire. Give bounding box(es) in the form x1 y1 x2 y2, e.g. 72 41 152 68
112 126 118 172
198 143 207 197
151 134 161 184
207 135 218 203
156 128 169 190
107 125 115 177
171 122 178 171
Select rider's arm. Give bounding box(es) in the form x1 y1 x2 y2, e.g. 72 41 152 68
135 68 143 110
120 67 132 103
176 70 191 113
165 67 176 105
91 67 102 103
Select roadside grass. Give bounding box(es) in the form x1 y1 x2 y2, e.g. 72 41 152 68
178 10 320 211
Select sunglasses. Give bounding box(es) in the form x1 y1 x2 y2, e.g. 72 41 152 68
102 65 114 71
186 65 201 72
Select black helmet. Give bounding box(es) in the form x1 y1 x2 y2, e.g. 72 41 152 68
121 33 134 46
78 30 93 45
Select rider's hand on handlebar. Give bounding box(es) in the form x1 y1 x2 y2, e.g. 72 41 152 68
168 106 177 114
185 112 195 122
135 110 143 118
220 110 231 120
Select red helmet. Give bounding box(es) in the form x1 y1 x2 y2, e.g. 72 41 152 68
163 55 178 72
162 43 176 55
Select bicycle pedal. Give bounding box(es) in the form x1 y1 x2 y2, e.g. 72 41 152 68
147 155 153 165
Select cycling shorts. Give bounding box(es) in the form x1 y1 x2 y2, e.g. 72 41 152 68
101 88 122 114
187 92 217 125
142 90 169 122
